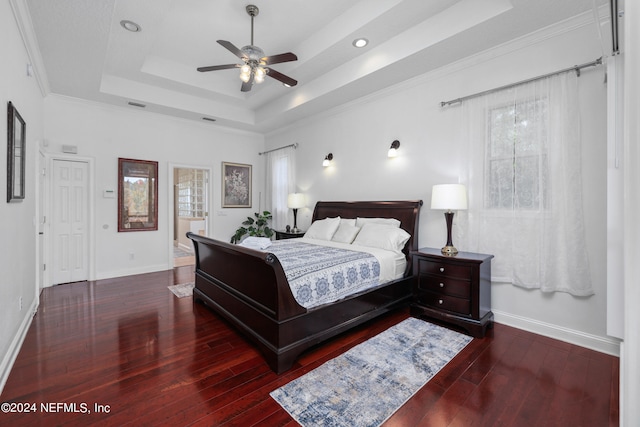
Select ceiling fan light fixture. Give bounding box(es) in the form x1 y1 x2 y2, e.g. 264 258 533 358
254 66 266 83
352 38 369 48
239 71 251 83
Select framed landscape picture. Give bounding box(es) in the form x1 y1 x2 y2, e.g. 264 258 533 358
118 158 159 231
7 101 26 203
222 162 251 208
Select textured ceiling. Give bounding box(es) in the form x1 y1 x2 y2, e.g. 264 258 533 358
24 0 608 133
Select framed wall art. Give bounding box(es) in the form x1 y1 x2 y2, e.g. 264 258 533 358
7 101 26 203
118 158 158 231
222 162 251 208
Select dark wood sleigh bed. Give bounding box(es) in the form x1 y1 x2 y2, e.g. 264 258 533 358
187 200 423 373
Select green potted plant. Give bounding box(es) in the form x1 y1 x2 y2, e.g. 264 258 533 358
231 211 274 243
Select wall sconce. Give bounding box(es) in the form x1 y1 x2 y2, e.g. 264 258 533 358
388 140 400 157
323 153 334 167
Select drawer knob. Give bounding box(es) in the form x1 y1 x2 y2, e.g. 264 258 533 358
439 282 444 288
438 299 443 305
439 267 445 272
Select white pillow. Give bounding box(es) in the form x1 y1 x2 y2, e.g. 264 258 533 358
340 218 356 227
355 217 401 228
352 223 410 253
305 216 341 240
331 223 361 244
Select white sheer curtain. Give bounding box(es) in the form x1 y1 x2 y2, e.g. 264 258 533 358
459 72 594 296
265 146 296 231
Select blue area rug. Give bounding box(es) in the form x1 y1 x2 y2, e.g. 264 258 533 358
270 317 472 426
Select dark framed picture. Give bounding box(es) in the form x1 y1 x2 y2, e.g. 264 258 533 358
222 162 251 208
7 101 26 203
118 158 159 232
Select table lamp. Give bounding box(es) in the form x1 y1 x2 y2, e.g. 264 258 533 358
431 184 467 255
287 193 305 232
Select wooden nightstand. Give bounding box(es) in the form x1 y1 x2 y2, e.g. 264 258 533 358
275 230 305 240
411 247 494 338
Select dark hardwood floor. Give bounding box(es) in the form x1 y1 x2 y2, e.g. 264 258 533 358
1 267 619 426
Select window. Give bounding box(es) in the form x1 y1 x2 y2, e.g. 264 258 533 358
461 73 593 295
265 146 296 230
177 169 206 218
486 98 549 211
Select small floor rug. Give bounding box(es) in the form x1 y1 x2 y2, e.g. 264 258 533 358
168 282 194 298
270 317 472 427
173 246 194 258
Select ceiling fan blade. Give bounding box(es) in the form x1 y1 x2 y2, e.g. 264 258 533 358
241 74 254 92
217 40 247 60
261 52 298 65
266 68 298 87
197 64 240 72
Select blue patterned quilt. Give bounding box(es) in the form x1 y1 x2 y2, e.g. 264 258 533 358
267 240 381 309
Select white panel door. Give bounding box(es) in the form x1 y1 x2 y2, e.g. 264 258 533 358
52 160 89 284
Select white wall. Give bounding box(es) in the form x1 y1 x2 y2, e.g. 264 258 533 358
0 0 44 390
622 0 640 423
265 18 615 353
43 95 264 280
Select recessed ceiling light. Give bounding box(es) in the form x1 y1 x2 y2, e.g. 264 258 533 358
352 38 369 48
283 83 292 88
120 20 141 32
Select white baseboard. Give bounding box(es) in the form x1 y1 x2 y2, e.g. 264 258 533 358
493 309 621 357
0 298 38 394
177 243 193 252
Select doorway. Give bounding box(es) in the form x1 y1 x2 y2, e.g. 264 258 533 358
172 166 210 267
50 158 90 284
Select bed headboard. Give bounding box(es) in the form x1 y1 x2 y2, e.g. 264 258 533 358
311 200 423 261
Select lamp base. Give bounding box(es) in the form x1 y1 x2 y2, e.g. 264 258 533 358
441 245 458 256
441 211 459 256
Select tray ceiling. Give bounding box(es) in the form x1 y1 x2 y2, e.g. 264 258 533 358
24 0 607 133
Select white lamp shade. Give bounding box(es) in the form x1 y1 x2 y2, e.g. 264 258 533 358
287 193 305 209
431 184 468 210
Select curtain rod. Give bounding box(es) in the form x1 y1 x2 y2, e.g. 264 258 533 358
440 57 603 107
258 143 298 155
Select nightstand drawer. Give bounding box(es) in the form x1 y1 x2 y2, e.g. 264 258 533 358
419 275 470 299
419 291 470 315
418 259 471 280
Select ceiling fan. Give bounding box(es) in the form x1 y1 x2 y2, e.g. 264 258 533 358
197 4 298 92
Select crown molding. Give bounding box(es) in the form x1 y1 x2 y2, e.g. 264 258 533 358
9 0 50 96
